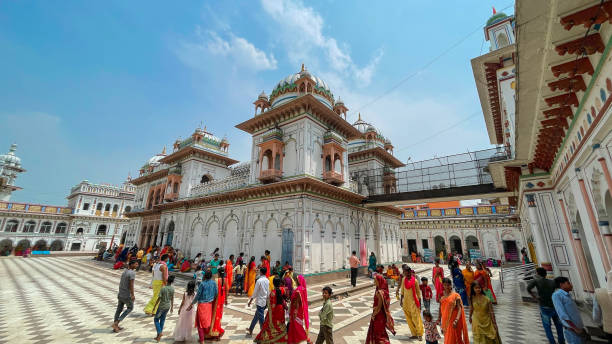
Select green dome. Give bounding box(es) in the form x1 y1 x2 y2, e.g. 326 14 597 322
486 12 508 26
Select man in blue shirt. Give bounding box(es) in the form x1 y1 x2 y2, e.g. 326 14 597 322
552 276 585 344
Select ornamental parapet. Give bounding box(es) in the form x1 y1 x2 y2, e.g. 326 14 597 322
401 205 514 219
0 201 73 215
190 174 249 198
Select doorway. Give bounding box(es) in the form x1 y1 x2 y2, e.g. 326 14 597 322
281 228 294 266
502 240 519 262
407 239 417 254
434 236 446 256
449 236 462 254
70 243 81 251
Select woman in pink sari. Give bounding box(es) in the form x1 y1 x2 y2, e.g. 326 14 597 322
288 275 310 344
432 258 444 302
365 274 396 344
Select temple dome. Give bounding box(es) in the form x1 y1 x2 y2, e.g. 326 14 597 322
269 65 334 109
486 12 508 26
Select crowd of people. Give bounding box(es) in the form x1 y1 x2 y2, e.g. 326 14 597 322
104 243 610 344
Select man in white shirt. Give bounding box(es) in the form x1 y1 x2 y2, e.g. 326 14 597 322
246 267 269 336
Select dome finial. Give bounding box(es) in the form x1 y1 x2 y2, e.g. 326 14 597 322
492 6 496 14
358 112 361 121
301 63 305 72
162 146 166 155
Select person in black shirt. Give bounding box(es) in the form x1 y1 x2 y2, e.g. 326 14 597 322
527 267 565 344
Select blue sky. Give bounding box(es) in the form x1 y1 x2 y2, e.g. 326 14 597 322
0 0 514 205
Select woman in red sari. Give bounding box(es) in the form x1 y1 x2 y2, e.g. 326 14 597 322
205 275 225 341
288 275 310 344
255 277 288 343
432 258 444 302
474 261 497 304
438 277 469 344
365 274 396 344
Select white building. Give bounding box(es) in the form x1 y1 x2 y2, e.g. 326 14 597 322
0 144 25 202
126 65 403 273
0 146 135 254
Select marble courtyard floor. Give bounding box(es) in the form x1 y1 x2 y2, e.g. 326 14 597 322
0 256 553 343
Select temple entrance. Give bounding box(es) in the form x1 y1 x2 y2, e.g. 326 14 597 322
407 239 417 254
49 240 64 251
33 240 48 251
502 240 519 262
449 235 462 255
15 239 30 256
281 228 294 266
0 239 13 256
434 236 446 257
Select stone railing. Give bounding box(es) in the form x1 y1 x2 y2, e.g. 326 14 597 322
0 201 73 215
348 142 384 154
402 205 515 219
190 174 249 198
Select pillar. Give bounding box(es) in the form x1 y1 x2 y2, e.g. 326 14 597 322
559 199 595 292
525 194 552 271
578 179 612 272
596 158 612 261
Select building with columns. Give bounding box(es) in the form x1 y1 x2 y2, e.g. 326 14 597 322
0 144 25 202
473 1 612 302
0 146 135 254
125 65 403 274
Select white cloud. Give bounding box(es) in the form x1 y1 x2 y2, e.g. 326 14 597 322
177 28 277 72
260 0 382 86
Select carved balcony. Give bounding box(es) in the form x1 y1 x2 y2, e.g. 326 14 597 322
259 169 282 183
322 171 344 185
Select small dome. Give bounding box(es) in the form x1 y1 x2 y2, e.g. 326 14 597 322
366 125 377 133
352 113 371 133
336 97 344 105
486 12 508 26
258 91 268 100
0 144 21 168
147 154 164 166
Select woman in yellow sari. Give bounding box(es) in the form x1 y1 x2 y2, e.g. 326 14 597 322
245 256 257 297
469 281 500 343
399 267 424 340
438 278 469 344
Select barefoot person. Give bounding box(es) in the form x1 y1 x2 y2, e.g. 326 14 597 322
144 254 168 315
112 259 137 332
153 275 175 342
246 267 269 336
173 280 197 342
188 270 218 344
438 278 469 344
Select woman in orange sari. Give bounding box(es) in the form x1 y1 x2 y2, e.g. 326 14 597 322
225 255 234 305
205 274 225 340
438 278 469 344
288 275 310 344
255 277 288 343
245 256 257 296
432 259 445 302
474 262 497 304
365 274 396 344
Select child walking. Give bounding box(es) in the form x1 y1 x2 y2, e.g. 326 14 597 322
315 286 334 344
422 310 441 344
173 280 196 342
153 275 175 342
420 277 433 312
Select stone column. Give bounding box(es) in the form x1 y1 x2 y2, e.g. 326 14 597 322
525 194 552 271
578 179 612 272
596 157 612 261
559 199 594 292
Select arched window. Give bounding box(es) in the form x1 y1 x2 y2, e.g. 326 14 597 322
497 32 509 48
76 228 84 235
125 206 132 213
97 225 107 235
173 182 179 193
325 156 332 172
23 221 36 233
334 154 342 172
200 175 211 184
112 205 119 213
40 222 52 233
4 220 18 232
96 203 103 211
104 204 111 212
55 222 67 234
274 153 281 170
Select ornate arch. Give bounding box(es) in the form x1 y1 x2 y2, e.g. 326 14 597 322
222 212 240 234
191 214 204 236
280 215 293 229
205 214 221 236
265 217 279 236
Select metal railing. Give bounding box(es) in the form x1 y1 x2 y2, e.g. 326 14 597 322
500 263 536 293
351 147 510 196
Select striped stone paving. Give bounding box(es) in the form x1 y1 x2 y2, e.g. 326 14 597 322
0 256 557 343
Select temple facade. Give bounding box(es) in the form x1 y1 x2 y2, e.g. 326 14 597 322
0 145 135 254
125 65 403 274
473 1 612 302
